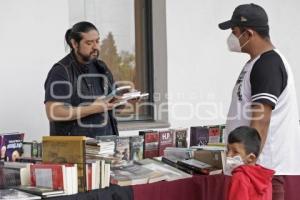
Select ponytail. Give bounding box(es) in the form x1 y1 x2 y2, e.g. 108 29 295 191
64 21 98 51
65 28 72 49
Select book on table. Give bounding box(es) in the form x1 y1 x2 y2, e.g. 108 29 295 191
136 158 192 181
139 131 159 159
110 163 166 186
0 188 41 200
0 132 25 161
170 128 188 148
129 136 144 161
158 130 175 156
14 185 64 198
177 158 222 175
42 136 86 192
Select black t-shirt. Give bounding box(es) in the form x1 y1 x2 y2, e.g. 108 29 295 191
44 60 113 137
250 50 288 109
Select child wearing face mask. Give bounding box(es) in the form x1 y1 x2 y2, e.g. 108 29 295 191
225 126 275 200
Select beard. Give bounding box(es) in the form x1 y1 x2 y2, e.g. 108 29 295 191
77 49 99 63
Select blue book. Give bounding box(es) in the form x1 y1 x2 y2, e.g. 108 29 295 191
0 132 25 161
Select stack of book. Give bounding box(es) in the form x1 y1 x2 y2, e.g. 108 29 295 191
87 135 145 163
90 136 116 159
161 147 195 174
85 159 110 190
0 161 31 188
176 159 222 175
110 163 166 186
88 136 126 168
30 163 78 195
193 148 225 174
136 158 192 182
42 136 87 192
42 136 111 192
0 162 73 198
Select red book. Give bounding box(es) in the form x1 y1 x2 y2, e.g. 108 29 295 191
30 163 65 190
139 131 159 158
86 163 92 191
207 126 221 144
158 130 174 156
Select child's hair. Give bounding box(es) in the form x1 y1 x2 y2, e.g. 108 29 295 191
228 126 261 157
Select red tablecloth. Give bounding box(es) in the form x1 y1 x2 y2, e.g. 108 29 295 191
133 175 300 200
284 176 300 200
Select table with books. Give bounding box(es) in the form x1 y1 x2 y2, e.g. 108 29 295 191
45 175 300 200
44 175 228 200
135 175 300 200
1 129 300 200
46 184 133 200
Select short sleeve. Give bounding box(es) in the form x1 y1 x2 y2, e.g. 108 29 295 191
250 51 287 109
44 65 72 104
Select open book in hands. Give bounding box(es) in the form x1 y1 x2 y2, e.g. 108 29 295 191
103 85 149 107
112 91 149 107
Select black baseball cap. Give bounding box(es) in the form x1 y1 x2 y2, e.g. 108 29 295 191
218 3 269 30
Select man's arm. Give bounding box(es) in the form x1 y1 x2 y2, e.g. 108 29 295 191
250 103 272 150
249 53 287 149
45 98 115 121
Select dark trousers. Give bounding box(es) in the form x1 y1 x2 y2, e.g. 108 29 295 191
272 175 285 200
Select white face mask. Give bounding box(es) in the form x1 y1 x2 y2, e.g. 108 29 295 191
227 32 250 52
224 155 244 175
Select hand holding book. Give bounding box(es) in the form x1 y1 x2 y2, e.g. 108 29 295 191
93 85 149 110
112 91 149 106
106 86 149 108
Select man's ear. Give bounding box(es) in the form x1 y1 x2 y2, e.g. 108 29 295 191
70 39 78 50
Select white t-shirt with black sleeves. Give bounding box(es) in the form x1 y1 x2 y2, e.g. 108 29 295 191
226 49 300 175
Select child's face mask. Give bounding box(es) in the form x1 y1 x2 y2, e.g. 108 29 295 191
224 155 244 175
225 142 257 175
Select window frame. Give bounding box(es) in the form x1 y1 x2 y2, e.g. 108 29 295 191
118 0 169 130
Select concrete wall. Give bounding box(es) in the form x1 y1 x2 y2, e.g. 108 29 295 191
1 0 300 140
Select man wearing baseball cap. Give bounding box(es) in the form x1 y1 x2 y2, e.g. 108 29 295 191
219 4 300 200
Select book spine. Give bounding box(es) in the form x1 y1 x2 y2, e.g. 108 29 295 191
82 140 87 192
